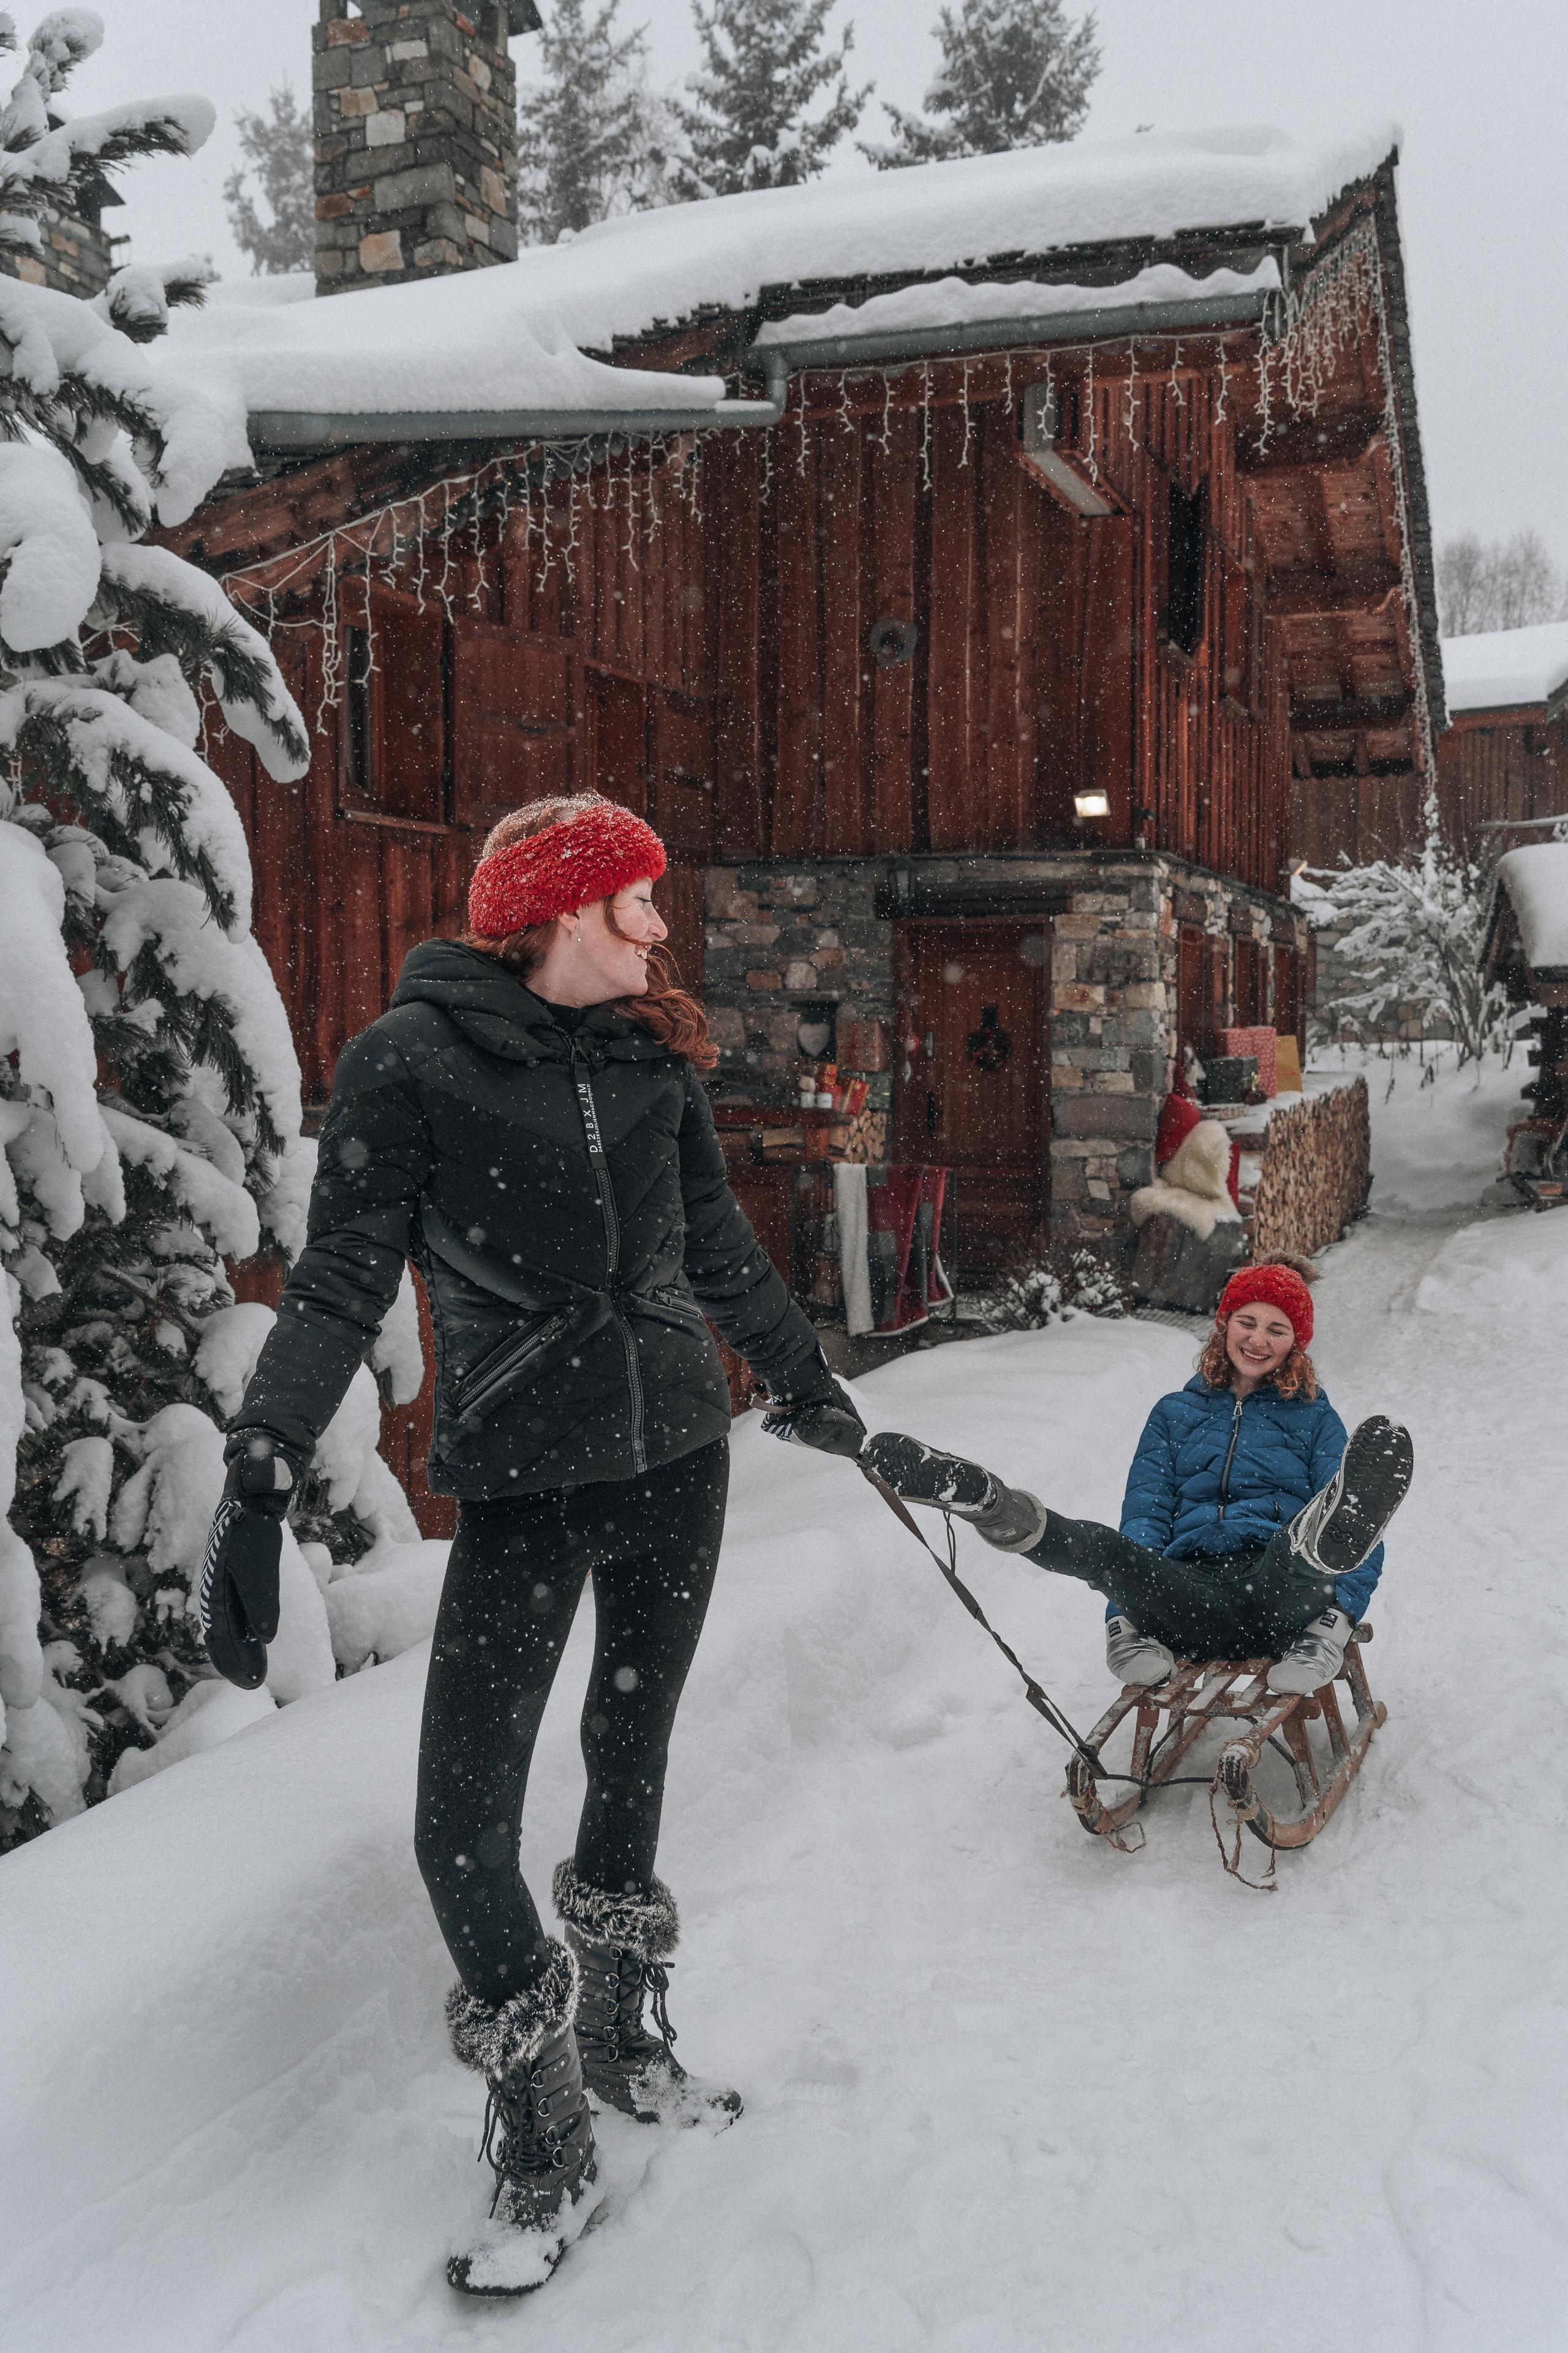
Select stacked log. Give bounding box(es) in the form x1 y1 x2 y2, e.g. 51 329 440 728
1250 1077 1371 1259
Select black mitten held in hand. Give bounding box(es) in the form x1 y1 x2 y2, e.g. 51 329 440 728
761 1359 867 1461
199 1434 296 1691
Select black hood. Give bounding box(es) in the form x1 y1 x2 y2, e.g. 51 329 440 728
390 939 663 1065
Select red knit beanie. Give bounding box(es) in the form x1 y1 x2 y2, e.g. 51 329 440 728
469 801 666 939
1218 1263 1314 1348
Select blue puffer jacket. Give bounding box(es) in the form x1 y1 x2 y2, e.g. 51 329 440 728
1112 1375 1383 1622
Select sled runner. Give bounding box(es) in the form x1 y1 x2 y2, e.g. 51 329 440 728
1065 1631 1386 1871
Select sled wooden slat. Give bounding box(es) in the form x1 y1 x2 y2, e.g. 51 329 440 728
1066 1634 1387 1870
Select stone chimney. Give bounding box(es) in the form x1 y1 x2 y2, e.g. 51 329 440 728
312 2 538 296
0 164 119 302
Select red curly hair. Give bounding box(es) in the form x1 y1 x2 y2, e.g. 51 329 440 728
1199 1319 1318 1401
456 795 717 1069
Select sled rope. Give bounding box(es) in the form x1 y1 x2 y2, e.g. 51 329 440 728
1208 1781 1278 1892
859 1464 1213 1792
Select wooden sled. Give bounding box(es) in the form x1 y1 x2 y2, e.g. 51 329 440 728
1065 1630 1386 1873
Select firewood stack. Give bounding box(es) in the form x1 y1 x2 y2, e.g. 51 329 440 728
1249 1078 1371 1258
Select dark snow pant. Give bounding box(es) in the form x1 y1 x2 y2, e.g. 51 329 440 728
1022 1516 1337 1660
415 1436 728 2006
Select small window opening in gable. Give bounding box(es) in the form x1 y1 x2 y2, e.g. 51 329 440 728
1167 477 1207 655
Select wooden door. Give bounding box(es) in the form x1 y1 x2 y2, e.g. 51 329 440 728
894 921 1048 1275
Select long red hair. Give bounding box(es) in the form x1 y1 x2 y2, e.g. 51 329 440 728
456 795 717 1069
1199 1319 1318 1401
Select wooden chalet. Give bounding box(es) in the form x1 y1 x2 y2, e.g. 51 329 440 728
133 7 1442 1521
1434 622 1568 859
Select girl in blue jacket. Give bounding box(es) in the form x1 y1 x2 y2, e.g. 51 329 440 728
865 1263 1413 1696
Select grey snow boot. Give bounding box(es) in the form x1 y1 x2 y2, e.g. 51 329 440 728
861 1431 1047 1553
554 1860 742 2128
1268 1607 1354 1697
1286 1416 1414 1579
1106 1614 1177 1689
445 1942 599 2297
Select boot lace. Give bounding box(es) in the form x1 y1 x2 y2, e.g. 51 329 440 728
478 2066 566 2216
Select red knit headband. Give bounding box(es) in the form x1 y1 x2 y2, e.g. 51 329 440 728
1218 1264 1314 1348
468 801 666 939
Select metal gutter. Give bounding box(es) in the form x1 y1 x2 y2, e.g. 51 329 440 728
247 350 788 455
749 290 1270 376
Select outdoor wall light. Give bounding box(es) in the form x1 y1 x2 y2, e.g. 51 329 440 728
1074 789 1110 818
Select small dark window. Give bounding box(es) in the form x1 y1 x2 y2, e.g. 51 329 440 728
344 624 375 803
1167 478 1207 654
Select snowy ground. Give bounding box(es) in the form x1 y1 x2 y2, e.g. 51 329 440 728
4 1054 1566 2352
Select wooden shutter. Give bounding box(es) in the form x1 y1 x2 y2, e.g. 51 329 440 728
451 620 578 828
652 688 714 859
339 586 445 824
584 664 648 814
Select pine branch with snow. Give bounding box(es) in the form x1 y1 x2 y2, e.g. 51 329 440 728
516 0 670 244
0 15 419 1848
865 0 1099 170
671 0 870 201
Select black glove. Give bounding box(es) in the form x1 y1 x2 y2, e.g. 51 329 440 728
761 1360 867 1461
198 1432 298 1691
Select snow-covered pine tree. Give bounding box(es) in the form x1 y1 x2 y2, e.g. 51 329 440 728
867 0 1099 169
516 0 667 244
223 82 314 276
1294 838 1511 1067
671 0 870 200
0 12 423 1848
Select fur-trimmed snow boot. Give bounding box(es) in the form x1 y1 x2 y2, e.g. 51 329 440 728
1268 1607 1354 1696
554 1861 742 2129
1286 1416 1414 1580
861 1432 1047 1553
1106 1614 1177 1689
445 1942 600 2297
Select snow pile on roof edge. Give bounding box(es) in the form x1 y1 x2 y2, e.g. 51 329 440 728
1441 621 1568 715
1493 841 1568 971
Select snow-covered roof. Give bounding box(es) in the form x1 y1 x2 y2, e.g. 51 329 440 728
161 122 1396 442
1441 622 1568 718
756 257 1279 355
1491 842 1568 975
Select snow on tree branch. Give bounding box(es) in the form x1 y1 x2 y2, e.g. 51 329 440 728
0 15 410 1851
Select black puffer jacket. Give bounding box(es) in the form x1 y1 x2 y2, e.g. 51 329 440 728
235 942 822 1497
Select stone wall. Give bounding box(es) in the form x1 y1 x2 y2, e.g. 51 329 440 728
700 850 1305 1245
313 2 519 295
703 862 893 1100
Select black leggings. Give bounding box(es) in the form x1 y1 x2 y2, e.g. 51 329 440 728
1023 1516 1335 1659
414 1437 728 2005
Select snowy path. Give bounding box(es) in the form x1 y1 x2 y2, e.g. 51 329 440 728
4 1077 1567 2350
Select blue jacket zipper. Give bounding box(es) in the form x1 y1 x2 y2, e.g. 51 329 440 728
571 1046 646 1474
1216 1392 1244 1520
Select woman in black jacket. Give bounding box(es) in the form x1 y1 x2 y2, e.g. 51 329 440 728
200 794 863 2294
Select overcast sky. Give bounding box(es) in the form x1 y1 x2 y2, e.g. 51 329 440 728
64 0 1568 569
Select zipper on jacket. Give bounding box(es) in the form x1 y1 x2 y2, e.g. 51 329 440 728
571 1045 646 1474
1216 1393 1244 1520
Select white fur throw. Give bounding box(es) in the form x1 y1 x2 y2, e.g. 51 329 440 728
1129 1119 1241 1239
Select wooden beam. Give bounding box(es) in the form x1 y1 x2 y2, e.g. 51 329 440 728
1267 559 1400 617
1236 414 1382 475
1291 690 1412 733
